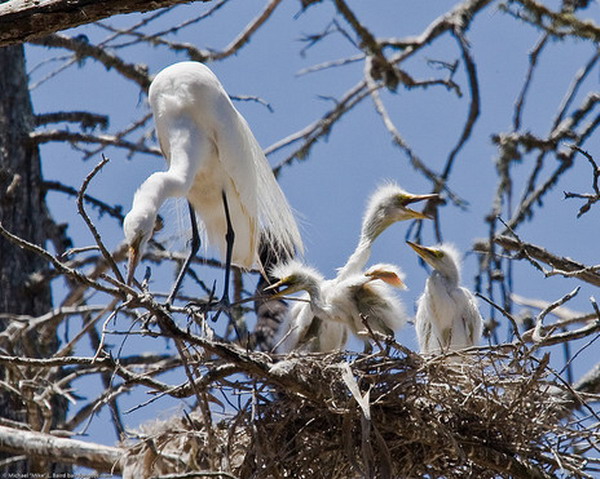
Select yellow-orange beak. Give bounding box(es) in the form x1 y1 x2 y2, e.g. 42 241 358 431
365 270 406 289
126 239 142 286
403 193 439 220
263 278 290 297
406 241 439 267
403 208 430 220
404 193 439 205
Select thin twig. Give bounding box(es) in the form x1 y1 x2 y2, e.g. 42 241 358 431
77 155 125 284
532 287 580 343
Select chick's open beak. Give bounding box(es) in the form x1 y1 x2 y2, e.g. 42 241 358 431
404 193 439 205
402 193 439 220
402 207 431 220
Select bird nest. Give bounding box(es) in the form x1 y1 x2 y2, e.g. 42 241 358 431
121 342 596 479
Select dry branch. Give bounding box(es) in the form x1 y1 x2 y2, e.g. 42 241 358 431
475 235 600 287
0 424 123 473
0 0 210 47
30 129 161 156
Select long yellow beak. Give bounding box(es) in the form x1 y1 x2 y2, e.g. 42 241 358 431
403 193 439 220
263 278 291 297
126 239 142 286
406 241 438 266
404 193 439 205
403 207 431 220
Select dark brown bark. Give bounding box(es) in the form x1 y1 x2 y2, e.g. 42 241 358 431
0 0 208 47
0 44 67 475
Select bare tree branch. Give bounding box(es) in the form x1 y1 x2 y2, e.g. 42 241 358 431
475 235 600 287
35 111 109 130
0 424 123 473
0 0 210 47
30 129 161 156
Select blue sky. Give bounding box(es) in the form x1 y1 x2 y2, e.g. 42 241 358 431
25 0 600 448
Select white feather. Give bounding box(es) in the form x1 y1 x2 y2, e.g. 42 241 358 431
412 243 483 355
124 61 303 271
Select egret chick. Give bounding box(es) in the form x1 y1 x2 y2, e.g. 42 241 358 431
268 262 408 352
407 242 483 356
339 263 408 345
337 182 438 281
123 62 303 304
264 183 435 352
266 260 348 353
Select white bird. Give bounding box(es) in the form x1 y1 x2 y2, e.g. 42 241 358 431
407 241 483 356
267 261 406 352
267 260 349 353
123 62 303 303
264 183 435 352
336 182 437 281
335 263 408 346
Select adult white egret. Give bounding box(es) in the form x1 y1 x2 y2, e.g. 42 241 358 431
407 241 483 355
123 61 303 305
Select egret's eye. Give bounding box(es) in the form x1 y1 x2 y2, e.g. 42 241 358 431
395 194 411 207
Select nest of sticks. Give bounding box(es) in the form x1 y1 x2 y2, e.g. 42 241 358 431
122 342 596 479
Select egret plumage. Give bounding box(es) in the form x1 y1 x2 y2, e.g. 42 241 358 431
337 263 407 343
123 61 303 303
264 183 435 352
407 241 483 355
268 261 407 352
336 182 437 281
267 260 349 353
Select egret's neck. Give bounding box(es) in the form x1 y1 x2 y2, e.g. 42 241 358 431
431 268 459 291
132 171 187 216
336 212 394 280
336 238 372 281
303 283 331 319
362 213 393 247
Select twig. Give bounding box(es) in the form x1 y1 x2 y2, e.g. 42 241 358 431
512 33 549 131
77 155 125 285
552 47 600 131
476 292 524 343
35 111 109 130
29 33 151 89
267 81 371 175
532 287 580 343
564 146 600 217
490 235 600 287
441 28 480 182
0 221 123 297
30 129 161 156
44 180 124 221
501 0 600 40
212 0 283 61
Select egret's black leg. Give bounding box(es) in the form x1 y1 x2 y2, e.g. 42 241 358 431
220 190 234 307
166 201 200 306
209 191 239 335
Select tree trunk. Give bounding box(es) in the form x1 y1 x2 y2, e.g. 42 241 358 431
0 44 68 476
